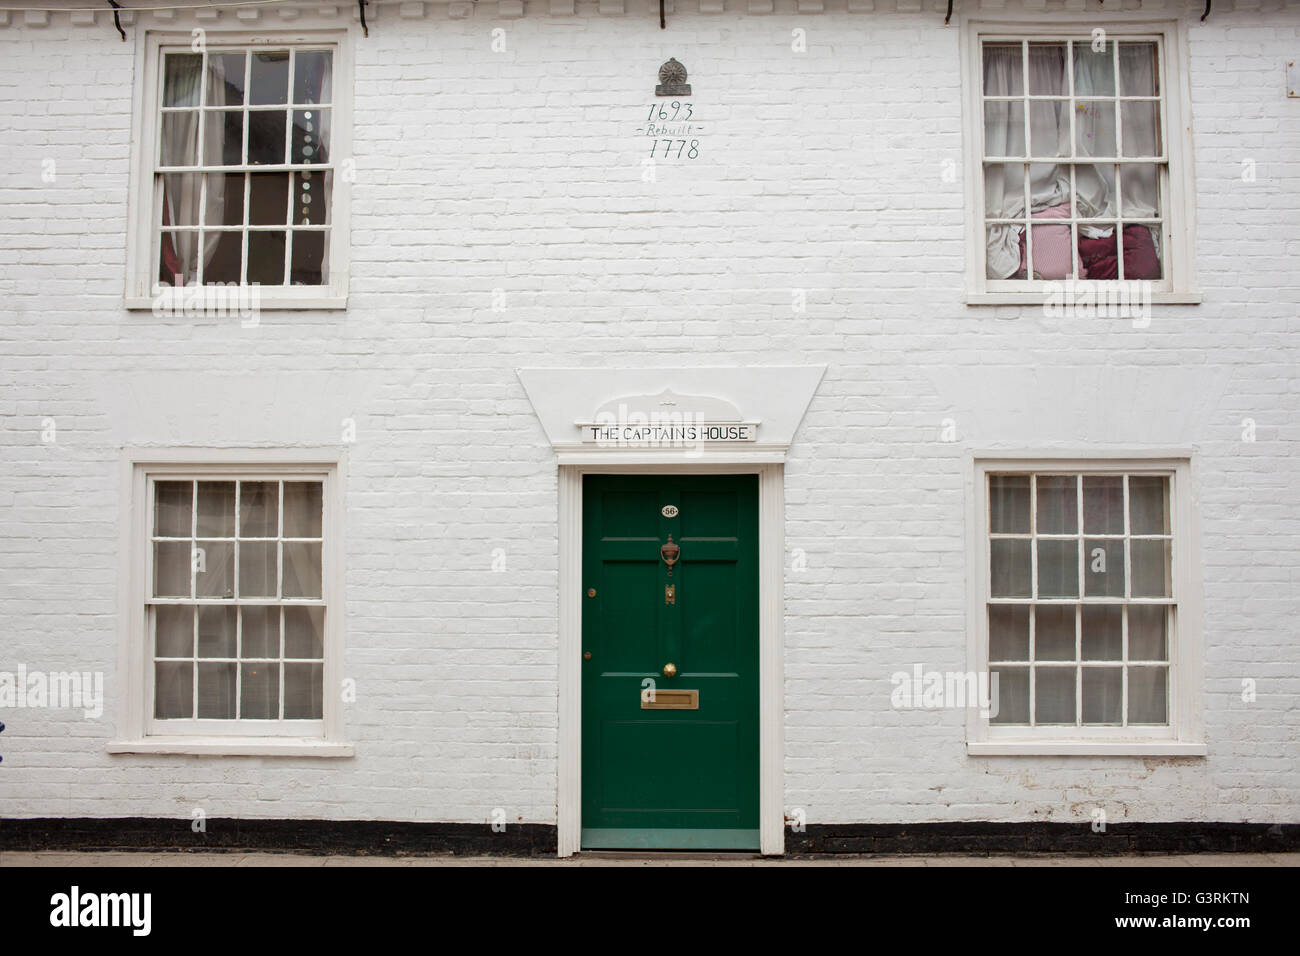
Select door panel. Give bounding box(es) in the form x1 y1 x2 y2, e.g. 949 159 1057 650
581 474 759 850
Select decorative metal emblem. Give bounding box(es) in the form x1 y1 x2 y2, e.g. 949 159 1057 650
660 534 680 575
655 58 691 97
661 505 679 518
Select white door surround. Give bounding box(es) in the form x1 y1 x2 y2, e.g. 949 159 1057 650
519 367 825 857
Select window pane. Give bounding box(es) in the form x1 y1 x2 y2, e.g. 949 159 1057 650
989 475 1030 533
248 110 288 165
1119 43 1159 96
1084 538 1125 597
197 662 236 718
154 481 192 537
1082 667 1122 724
203 173 245 227
197 605 236 658
1082 476 1124 533
248 231 287 286
163 53 202 107
1131 540 1171 598
1072 42 1115 96
983 43 1023 97
1081 605 1122 660
241 662 280 719
293 109 329 165
249 174 289 226
241 605 280 658
1034 605 1075 661
988 604 1030 661
1128 604 1168 660
1029 100 1068 157
291 230 328 285
1128 666 1168 723
1035 475 1078 533
293 170 330 226
160 112 198 167
984 100 1024 158
1037 539 1079 598
239 481 279 537
249 51 290 105
283 542 323 599
1128 476 1169 534
206 51 246 106
1120 101 1160 158
1121 223 1163 281
196 481 236 536
159 225 199 287
284 482 324 537
990 539 1031 598
285 606 325 659
154 662 194 718
989 666 1029 724
284 662 324 719
194 540 234 598
1075 100 1116 157
1026 43 1066 95
293 50 333 104
1035 667 1076 724
239 541 278 598
1074 163 1116 220
153 542 192 598
156 605 194 658
203 110 244 167
203 231 243 285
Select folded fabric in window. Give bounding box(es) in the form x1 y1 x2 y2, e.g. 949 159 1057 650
1016 202 1073 280
1077 225 1161 280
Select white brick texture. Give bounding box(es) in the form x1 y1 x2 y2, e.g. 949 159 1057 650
0 3 1297 831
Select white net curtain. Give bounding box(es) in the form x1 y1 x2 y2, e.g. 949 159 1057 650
983 41 1163 282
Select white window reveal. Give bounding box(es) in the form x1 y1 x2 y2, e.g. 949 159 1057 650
963 23 1198 304
111 456 349 757
126 33 351 310
967 459 1204 756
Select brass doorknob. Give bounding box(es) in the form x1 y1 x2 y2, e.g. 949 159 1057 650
663 662 677 678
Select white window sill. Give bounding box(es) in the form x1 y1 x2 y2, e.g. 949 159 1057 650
108 738 355 757
123 295 348 312
964 292 1203 307
968 741 1206 757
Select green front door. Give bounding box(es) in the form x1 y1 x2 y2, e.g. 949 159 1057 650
581 474 760 850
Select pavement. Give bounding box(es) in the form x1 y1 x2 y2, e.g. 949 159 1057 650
3 850 1297 866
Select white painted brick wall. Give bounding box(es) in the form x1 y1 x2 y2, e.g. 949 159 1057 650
0 0 1297 831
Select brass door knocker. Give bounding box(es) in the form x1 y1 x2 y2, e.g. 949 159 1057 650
660 534 680 576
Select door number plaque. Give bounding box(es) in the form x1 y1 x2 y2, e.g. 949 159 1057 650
661 505 678 518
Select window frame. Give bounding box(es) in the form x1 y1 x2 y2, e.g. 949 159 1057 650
960 17 1200 305
125 29 352 312
965 454 1205 756
111 450 351 757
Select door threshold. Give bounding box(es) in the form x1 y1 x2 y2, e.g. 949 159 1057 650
581 828 761 851
577 850 765 862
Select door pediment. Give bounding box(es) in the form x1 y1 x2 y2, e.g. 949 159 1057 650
518 366 825 462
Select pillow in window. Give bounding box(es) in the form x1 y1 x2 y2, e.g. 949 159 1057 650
1078 225 1160 280
1017 202 1073 279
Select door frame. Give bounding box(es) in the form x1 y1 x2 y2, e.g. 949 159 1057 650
558 461 784 857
